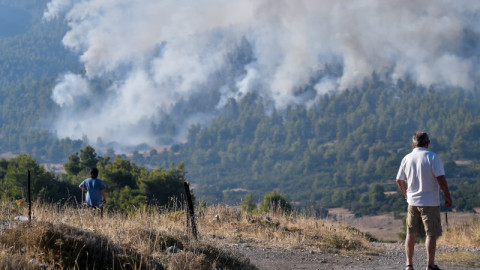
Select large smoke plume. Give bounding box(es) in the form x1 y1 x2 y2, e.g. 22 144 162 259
44 0 480 148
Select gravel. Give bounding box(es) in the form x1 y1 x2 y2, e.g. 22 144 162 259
230 242 480 270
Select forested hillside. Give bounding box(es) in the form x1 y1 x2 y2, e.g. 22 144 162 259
133 78 480 215
1 1 480 216
0 0 82 162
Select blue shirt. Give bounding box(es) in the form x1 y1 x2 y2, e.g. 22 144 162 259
80 178 106 206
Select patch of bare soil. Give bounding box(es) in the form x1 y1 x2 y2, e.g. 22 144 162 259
327 208 403 241
326 209 480 242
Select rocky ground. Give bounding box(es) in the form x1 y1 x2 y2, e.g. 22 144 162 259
231 242 480 270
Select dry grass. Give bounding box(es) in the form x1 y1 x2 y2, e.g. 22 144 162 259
167 252 210 270
0 201 375 269
436 251 480 268
0 252 39 270
439 216 480 247
199 205 372 252
436 215 480 268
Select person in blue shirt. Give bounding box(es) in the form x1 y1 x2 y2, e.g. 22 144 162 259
79 168 107 215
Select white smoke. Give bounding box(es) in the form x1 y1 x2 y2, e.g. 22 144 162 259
52 73 90 107
43 0 73 21
44 0 480 147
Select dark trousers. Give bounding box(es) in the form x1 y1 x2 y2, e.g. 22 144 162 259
86 204 104 218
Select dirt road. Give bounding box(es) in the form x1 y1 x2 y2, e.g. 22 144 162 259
232 242 480 270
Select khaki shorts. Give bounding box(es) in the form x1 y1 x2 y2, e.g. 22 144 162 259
407 205 442 237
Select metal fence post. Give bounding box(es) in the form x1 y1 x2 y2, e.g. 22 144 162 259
28 170 32 222
183 182 197 240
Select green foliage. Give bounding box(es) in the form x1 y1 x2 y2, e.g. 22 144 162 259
0 154 80 202
80 146 99 169
0 146 190 212
259 191 293 214
95 151 187 211
100 156 141 190
142 78 480 215
241 193 257 213
108 186 147 213
139 162 186 207
64 152 82 176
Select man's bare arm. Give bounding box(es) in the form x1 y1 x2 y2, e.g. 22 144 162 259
101 189 107 203
396 179 407 198
436 175 452 208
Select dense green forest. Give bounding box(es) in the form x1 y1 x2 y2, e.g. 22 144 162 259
1 1 480 216
0 0 82 162
131 79 480 215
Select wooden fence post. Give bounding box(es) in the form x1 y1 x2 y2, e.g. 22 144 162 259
183 182 197 240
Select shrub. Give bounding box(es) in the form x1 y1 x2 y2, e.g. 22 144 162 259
259 191 293 214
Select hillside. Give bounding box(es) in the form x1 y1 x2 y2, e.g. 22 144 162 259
1 1 480 216
0 0 82 162
134 80 480 215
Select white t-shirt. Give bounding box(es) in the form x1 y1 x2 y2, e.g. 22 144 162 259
396 147 445 206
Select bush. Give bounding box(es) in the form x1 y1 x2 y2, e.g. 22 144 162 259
259 191 293 214
241 193 257 213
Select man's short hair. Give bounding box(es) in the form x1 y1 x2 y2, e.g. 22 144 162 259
90 168 99 178
412 132 430 147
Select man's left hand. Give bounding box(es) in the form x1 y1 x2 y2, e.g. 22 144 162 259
445 196 453 208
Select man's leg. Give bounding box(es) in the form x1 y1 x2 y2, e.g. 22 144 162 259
426 235 437 268
406 232 417 266
406 205 422 267
421 206 442 269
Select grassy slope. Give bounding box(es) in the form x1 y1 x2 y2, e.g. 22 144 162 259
0 201 374 269
0 201 479 269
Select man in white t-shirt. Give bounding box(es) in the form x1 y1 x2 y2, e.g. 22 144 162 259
396 132 452 270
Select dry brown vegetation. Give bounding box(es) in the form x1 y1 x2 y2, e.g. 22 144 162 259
1 201 480 269
436 251 480 268
198 205 374 252
439 216 480 247
433 214 480 268
0 201 376 269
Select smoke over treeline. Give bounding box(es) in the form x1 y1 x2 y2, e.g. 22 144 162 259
44 0 480 148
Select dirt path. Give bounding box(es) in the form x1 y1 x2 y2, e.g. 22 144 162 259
230 242 480 270
221 210 480 269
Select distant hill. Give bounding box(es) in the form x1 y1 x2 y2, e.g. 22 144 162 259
0 4 31 37
0 0 82 162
